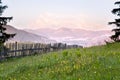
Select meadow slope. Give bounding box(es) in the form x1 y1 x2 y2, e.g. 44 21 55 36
0 43 120 80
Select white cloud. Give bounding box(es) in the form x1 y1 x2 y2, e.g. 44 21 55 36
27 13 113 30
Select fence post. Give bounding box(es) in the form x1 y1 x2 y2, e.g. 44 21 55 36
0 44 3 59
15 42 17 57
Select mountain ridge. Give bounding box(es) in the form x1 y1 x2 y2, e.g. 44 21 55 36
25 27 113 46
4 25 56 43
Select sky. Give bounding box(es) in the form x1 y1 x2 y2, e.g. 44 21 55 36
2 0 116 30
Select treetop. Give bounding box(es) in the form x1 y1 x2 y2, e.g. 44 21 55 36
115 1 120 5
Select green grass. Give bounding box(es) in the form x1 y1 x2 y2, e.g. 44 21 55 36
0 42 120 80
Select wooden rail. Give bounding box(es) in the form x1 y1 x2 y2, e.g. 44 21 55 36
0 42 82 59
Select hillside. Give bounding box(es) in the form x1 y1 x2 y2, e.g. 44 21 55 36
4 25 56 43
0 43 120 80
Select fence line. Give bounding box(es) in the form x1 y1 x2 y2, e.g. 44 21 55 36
0 42 82 59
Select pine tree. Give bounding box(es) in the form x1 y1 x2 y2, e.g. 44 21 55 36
109 1 120 42
0 0 15 54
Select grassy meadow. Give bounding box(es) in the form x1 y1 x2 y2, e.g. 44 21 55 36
0 42 120 80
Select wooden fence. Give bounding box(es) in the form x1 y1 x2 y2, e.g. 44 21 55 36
0 42 81 59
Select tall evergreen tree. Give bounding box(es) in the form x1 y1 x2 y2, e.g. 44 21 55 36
109 1 120 42
0 0 15 54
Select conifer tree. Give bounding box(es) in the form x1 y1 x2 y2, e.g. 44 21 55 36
0 0 15 54
109 1 120 42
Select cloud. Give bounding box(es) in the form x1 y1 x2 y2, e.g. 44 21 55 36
27 13 112 30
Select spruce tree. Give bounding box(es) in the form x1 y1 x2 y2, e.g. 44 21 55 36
0 0 15 55
109 1 120 42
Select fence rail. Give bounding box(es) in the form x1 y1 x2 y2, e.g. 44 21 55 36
0 42 82 59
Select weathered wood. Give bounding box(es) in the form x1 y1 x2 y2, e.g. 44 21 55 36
2 42 81 59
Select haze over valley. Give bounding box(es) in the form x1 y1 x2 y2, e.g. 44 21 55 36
25 27 112 47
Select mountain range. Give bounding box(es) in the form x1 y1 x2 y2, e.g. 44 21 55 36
4 25 113 47
4 25 56 43
25 27 113 47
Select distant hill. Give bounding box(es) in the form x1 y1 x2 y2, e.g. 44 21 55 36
4 25 56 43
25 27 113 46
